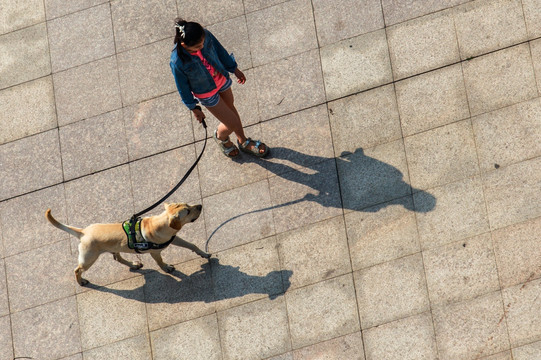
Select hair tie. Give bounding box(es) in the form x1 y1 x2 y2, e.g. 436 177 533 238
175 24 185 38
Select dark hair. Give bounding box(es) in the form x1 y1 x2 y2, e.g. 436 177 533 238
174 18 204 62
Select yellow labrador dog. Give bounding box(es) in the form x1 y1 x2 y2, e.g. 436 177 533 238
45 203 210 286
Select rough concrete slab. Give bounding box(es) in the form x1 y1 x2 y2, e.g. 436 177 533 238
0 0 45 34
502 278 541 347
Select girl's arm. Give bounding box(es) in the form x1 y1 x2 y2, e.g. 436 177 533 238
206 30 238 73
170 61 199 110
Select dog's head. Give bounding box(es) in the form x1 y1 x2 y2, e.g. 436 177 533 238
164 203 202 230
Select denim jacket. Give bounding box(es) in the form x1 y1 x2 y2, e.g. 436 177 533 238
170 29 238 110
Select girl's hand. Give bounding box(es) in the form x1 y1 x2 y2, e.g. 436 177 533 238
234 68 246 84
192 108 205 123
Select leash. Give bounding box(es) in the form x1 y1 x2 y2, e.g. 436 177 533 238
130 119 207 224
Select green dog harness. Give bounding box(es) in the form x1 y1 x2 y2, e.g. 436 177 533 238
122 216 175 253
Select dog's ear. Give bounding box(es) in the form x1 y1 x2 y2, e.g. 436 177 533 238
168 208 189 230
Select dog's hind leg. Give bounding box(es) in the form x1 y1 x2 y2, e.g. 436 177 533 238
112 253 143 270
75 246 100 286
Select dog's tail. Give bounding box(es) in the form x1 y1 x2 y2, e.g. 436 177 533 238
45 209 84 239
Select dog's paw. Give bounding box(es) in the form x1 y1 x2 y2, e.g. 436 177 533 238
163 264 175 273
79 279 89 286
131 261 143 270
199 252 211 259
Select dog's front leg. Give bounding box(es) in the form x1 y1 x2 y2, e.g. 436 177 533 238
172 236 211 258
150 252 175 273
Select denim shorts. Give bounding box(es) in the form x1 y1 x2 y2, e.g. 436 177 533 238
197 78 233 107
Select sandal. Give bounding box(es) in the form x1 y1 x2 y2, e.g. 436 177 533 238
213 130 239 158
238 137 269 158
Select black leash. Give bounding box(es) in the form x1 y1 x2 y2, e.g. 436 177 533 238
130 119 207 224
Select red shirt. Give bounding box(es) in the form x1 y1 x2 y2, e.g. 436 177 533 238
191 50 226 98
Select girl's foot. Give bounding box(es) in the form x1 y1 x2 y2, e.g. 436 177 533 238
238 138 269 158
213 130 239 158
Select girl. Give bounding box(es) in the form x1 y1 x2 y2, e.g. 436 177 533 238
170 18 269 158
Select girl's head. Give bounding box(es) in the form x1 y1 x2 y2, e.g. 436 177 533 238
174 18 205 53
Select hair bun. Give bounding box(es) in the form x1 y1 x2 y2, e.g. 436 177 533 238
175 17 187 26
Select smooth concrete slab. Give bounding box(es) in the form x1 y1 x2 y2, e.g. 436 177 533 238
492 217 541 288
44 0 108 19
381 0 469 26
453 0 527 59
176 0 244 26
404 120 479 190
0 129 63 201
0 76 57 144
502 278 541 347
328 84 402 152
11 297 81 360
363 312 438 360
472 98 541 172
433 291 510 360
354 254 430 329
243 0 287 13
247 0 317 67
523 0 541 38
83 334 152 360
286 274 360 349
291 332 365 360
387 10 459 80
208 15 252 70
462 44 537 116
414 176 489 250
53 56 122 126
0 0 45 34
47 4 115 72
531 39 541 93
0 315 13 360
0 23 50 90
0 261 7 317
321 30 392 101
513 340 541 359
312 0 383 47
395 64 470 137
218 297 291 360
111 0 177 53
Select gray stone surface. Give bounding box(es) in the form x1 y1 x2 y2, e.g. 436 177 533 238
3 1 541 359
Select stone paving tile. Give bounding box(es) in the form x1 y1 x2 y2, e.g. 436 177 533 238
219 296 291 360
381 0 469 26
482 157 541 230
354 253 430 329
502 278 541 347
123 93 194 161
472 98 541 173
143 258 214 331
345 196 420 271
313 0 383 47
321 30 392 101
453 0 527 59
11 296 81 360
0 315 13 360
53 56 122 126
77 276 147 350
60 110 128 180
47 4 115 72
269 158 342 234
196 124 267 198
111 0 177 53
0 260 7 317
0 23 50 90
395 64 470 137
433 291 509 360
212 237 285 311
463 44 537 116
286 274 360 349
404 119 479 190
0 0 44 34
255 49 325 120
0 129 63 201
362 312 438 360
291 332 365 360
150 313 221 360
513 340 541 359
83 334 152 360
117 37 176 106
531 39 541 93
243 0 288 13
276 216 351 290
328 84 402 152
414 176 489 250
177 0 244 26
387 10 459 80
208 15 252 70
261 105 334 174
0 76 56 144
482 351 514 360
492 217 541 289
246 0 317 67
44 0 108 19
203 180 275 253
337 140 412 211
5 240 75 313
523 0 541 39
0 184 68 258
423 233 499 306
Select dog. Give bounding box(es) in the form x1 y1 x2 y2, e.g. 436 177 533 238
45 203 210 286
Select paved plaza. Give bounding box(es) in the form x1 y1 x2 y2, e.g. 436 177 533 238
1 0 541 359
